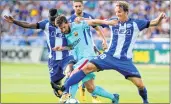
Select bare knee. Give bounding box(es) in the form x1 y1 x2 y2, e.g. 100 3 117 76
128 77 145 89
82 63 97 74
84 80 95 93
86 85 94 93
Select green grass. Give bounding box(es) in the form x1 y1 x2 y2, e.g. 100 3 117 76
1 62 170 103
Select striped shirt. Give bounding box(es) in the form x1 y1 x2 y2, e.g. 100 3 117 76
105 18 150 60
37 19 69 60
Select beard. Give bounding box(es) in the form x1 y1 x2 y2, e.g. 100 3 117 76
76 10 82 15
64 26 71 34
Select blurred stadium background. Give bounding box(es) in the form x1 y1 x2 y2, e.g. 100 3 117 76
1 0 170 103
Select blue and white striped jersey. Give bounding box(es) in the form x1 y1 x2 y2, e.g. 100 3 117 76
37 19 69 60
105 18 150 60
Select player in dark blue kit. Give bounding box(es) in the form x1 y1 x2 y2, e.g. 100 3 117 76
4 8 75 99
59 1 166 103
68 0 107 102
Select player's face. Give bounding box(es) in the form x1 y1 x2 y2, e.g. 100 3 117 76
58 22 70 34
73 2 83 15
114 6 128 21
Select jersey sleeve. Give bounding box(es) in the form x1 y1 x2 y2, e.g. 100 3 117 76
134 19 150 31
37 19 49 30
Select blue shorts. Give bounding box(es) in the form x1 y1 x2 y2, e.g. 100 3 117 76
48 55 75 82
90 53 141 79
73 57 95 83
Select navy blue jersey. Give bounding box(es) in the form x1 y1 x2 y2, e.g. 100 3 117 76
37 19 70 60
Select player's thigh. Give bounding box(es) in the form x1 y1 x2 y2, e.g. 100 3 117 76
48 63 65 82
89 53 118 71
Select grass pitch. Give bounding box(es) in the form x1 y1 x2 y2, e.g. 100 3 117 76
1 62 170 103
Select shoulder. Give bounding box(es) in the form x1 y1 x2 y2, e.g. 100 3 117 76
83 12 94 19
68 14 77 22
38 19 49 24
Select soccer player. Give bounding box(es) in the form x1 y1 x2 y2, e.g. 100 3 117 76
4 8 75 99
59 1 166 103
54 15 119 104
68 0 106 102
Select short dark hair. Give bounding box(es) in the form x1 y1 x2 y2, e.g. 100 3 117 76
49 8 58 22
55 15 68 27
73 0 83 4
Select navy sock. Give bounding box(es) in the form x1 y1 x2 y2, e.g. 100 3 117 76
138 87 148 102
64 70 86 90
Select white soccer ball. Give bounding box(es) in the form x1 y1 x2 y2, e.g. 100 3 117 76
65 98 80 104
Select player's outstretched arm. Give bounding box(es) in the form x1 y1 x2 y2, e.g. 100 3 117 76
4 15 38 29
149 12 166 27
86 19 118 26
52 45 73 51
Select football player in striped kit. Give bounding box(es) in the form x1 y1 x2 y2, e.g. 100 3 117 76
4 8 75 99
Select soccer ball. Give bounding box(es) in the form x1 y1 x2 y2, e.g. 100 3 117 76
65 98 80 104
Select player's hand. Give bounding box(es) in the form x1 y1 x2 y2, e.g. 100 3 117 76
4 15 14 23
52 46 63 51
102 40 108 50
159 12 166 20
74 17 83 24
111 20 119 26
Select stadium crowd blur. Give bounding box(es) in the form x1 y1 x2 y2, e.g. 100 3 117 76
0 0 170 46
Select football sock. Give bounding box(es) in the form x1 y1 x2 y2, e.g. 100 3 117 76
69 84 79 98
92 86 114 100
64 70 86 90
138 87 148 103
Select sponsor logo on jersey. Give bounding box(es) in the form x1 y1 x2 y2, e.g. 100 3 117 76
127 23 132 28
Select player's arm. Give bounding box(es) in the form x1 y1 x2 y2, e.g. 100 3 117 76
4 15 38 29
52 45 73 51
149 12 166 27
93 26 108 50
75 17 118 26
85 19 118 26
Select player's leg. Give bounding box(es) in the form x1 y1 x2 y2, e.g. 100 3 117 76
51 78 63 98
128 77 148 103
60 54 120 103
115 59 148 103
79 84 86 101
62 53 118 92
81 73 101 103
48 59 65 98
84 78 118 104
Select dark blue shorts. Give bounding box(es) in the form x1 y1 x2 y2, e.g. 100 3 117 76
90 53 141 79
48 55 75 82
